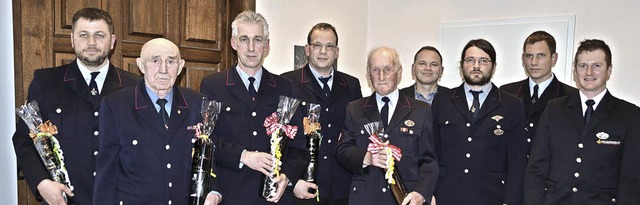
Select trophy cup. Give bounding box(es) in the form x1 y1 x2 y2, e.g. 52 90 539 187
302 103 322 196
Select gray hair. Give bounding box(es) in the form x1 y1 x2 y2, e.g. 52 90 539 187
231 10 269 38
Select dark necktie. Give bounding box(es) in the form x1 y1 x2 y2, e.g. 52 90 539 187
470 90 483 120
156 99 169 129
319 75 332 97
532 84 539 104
89 72 100 96
248 77 257 101
584 99 595 124
380 97 390 129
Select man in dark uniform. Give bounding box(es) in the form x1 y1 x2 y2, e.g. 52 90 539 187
12 7 140 205
400 46 449 105
335 47 438 205
501 31 576 153
431 39 527 205
281 23 362 205
524 39 640 205
199 10 308 204
93 38 221 205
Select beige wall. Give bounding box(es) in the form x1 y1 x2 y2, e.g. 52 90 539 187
2 0 17 204
259 0 640 104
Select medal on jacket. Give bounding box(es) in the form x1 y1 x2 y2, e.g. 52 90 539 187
494 124 504 136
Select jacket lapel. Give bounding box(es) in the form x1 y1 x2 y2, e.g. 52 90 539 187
63 61 95 106
256 69 279 103
474 85 501 121
387 96 412 130
101 64 126 96
362 94 381 123
566 93 585 133
167 87 190 140
451 86 473 122
300 65 328 102
226 67 254 107
134 83 169 134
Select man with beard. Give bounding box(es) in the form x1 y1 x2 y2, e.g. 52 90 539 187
400 46 449 105
431 39 527 205
500 31 576 155
13 7 140 205
524 39 640 205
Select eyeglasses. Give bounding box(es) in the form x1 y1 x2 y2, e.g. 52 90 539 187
309 43 337 51
463 57 492 66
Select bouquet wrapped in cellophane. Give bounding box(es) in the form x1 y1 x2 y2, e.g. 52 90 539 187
364 121 406 204
15 101 74 203
187 98 222 205
261 96 301 199
302 103 322 197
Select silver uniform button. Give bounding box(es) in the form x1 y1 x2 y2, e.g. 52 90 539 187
409 130 414 134
93 171 96 176
166 145 171 150
612 198 616 202
529 123 534 127
251 112 257 117
572 187 578 192
94 131 99 136
501 180 505 184
466 123 471 127
56 108 62 113
167 163 171 169
360 130 365 134
323 156 327 160
132 140 138 145
226 107 231 111
328 123 332 128
327 139 332 144
465 153 471 158
94 111 99 116
301 102 307 106
120 201 123 205
168 200 172 205
578 143 584 148
169 182 172 187
94 151 98 156
253 131 258 136
467 137 472 142
326 108 329 112
445 121 449 125
527 138 531 143
191 138 197 143
464 169 469 173
576 158 582 163
574 172 580 177
382 188 387 192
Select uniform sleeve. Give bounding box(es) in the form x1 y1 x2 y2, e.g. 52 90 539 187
523 103 553 205
335 103 368 175
12 70 50 201
414 105 439 203
504 99 527 205
93 97 120 205
617 107 640 205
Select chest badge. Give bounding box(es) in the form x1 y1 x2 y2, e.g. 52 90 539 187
491 115 503 122
404 120 415 127
494 124 504 136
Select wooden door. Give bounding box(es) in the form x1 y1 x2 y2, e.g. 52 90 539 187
13 0 255 204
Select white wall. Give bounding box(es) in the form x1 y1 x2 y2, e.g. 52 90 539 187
256 0 371 94
1 0 18 204
258 0 640 105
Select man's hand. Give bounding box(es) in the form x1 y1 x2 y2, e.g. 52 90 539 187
363 151 389 169
401 191 425 205
240 150 273 176
431 196 436 205
293 180 318 200
37 179 74 205
203 192 222 205
266 174 289 203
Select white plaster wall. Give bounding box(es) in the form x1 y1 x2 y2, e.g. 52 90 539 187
1 0 18 203
256 0 371 94
368 0 640 105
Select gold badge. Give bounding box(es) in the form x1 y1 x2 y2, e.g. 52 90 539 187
491 115 504 122
404 120 415 127
494 128 504 136
177 110 181 115
596 132 609 140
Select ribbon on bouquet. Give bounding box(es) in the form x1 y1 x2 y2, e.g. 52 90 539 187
264 112 298 139
367 134 402 161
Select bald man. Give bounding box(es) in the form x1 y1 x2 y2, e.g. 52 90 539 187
93 38 221 205
335 47 438 205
